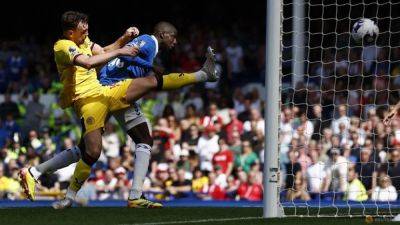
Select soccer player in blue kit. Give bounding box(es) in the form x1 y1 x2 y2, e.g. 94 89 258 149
21 21 216 208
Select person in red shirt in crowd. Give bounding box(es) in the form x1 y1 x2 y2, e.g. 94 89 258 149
153 118 175 154
212 138 234 177
236 170 248 200
200 102 223 129
242 171 263 201
207 171 226 200
225 109 244 144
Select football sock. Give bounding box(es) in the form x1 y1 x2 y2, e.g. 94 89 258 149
34 146 81 179
160 71 207 90
68 159 91 192
129 143 151 200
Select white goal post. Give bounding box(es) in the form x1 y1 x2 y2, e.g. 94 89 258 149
264 0 283 219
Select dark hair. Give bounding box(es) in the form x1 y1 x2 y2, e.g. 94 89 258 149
61 11 88 31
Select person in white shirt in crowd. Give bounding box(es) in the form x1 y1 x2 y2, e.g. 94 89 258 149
102 122 121 158
280 107 294 154
323 148 349 192
371 174 398 202
306 148 326 193
331 105 350 135
195 125 219 171
95 169 118 200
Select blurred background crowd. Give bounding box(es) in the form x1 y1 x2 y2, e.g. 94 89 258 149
0 15 266 201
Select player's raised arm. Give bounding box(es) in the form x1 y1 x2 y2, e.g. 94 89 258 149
91 27 139 55
75 45 139 69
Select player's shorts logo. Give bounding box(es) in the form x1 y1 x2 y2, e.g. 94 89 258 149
86 116 95 125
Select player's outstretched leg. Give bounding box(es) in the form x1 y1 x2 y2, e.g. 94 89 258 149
125 46 217 103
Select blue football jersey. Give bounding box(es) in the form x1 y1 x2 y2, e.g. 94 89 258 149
99 34 158 85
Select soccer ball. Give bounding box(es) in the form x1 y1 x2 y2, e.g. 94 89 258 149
352 18 379 44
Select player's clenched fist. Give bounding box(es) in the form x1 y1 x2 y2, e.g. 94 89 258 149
124 27 140 39
118 45 139 57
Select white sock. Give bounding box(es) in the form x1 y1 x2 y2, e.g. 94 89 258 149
35 146 81 175
129 143 151 200
194 70 208 82
66 187 77 200
29 167 42 181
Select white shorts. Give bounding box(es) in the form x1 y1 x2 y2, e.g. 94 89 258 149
112 103 151 131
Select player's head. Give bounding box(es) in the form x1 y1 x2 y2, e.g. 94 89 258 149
153 21 177 49
61 11 89 45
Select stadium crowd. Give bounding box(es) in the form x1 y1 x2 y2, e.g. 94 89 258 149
1 25 400 204
0 25 266 202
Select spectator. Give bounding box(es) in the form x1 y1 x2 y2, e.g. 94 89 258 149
371 174 398 202
212 138 234 177
236 171 248 200
355 148 378 193
95 169 118 200
196 125 219 171
331 105 350 135
181 104 200 127
0 94 19 120
114 167 130 200
306 149 326 193
225 109 244 144
241 172 263 201
243 108 264 135
323 148 349 192
153 118 175 160
191 168 209 194
166 169 192 198
22 92 44 134
200 103 223 129
344 166 368 202
206 171 226 200
285 150 302 193
385 149 400 191
181 124 200 151
102 122 121 158
167 115 181 142
236 140 258 173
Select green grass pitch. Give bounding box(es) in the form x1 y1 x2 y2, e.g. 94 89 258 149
0 207 376 225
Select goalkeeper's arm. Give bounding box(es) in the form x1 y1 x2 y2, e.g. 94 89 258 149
383 101 400 125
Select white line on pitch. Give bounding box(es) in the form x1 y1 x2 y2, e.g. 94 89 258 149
118 216 263 225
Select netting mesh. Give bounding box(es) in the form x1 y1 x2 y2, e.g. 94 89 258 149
280 0 400 217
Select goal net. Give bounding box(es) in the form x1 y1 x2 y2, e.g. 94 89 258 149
278 0 400 217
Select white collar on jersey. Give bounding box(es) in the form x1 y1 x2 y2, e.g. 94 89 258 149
150 35 159 56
